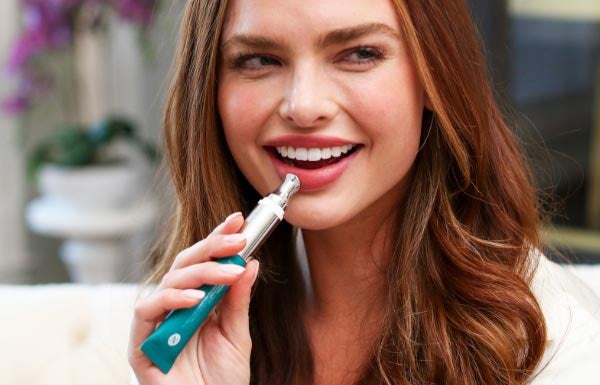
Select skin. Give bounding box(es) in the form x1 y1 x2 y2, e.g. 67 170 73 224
129 213 259 384
218 0 426 383
130 0 426 384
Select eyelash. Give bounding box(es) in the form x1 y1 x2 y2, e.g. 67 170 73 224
230 46 386 71
342 46 385 65
231 54 280 70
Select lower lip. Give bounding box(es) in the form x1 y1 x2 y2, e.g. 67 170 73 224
267 147 361 191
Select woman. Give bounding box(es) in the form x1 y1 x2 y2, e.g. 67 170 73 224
128 0 600 384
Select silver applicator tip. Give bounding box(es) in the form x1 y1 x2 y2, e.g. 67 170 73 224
269 173 301 209
236 174 300 260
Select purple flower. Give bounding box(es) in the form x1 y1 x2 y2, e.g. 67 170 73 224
113 0 157 27
2 0 160 116
1 94 30 114
8 2 76 68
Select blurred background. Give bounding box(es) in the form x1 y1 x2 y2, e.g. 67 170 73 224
0 0 598 285
0 0 183 284
468 0 600 264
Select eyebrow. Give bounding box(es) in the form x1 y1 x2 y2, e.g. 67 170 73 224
220 22 401 53
317 22 401 48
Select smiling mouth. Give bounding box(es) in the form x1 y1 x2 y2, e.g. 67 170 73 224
269 144 361 170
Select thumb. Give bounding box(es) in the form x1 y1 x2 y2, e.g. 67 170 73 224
218 259 259 345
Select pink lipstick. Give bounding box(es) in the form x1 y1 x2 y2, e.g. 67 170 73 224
264 135 362 191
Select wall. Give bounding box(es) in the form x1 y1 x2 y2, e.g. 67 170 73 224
0 0 29 283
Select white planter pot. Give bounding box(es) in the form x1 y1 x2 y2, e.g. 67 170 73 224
38 163 144 209
60 239 126 283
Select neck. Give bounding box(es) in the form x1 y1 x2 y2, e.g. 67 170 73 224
299 205 396 385
301 203 396 324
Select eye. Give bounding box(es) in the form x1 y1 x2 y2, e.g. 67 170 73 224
231 54 281 71
339 46 385 67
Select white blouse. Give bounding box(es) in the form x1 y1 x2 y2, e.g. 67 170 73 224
299 237 600 384
528 253 600 384
131 245 600 384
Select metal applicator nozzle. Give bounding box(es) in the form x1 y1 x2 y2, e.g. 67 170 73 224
237 173 301 260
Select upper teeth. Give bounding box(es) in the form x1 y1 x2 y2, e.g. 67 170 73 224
276 145 356 161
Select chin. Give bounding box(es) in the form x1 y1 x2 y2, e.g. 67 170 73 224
285 218 336 231
282 201 351 231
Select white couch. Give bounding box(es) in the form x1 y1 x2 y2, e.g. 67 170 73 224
0 284 138 385
1 265 600 385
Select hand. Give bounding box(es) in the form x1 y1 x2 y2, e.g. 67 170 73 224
128 212 259 385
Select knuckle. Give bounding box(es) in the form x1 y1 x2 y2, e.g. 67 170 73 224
160 271 176 288
159 288 177 303
173 239 210 267
198 238 216 257
127 348 137 367
172 251 186 267
194 238 209 252
127 349 144 372
133 301 147 319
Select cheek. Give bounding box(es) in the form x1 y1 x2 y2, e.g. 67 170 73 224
218 80 278 145
347 69 424 148
219 83 257 140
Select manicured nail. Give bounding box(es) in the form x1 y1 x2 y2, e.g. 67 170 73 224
225 212 242 223
182 289 205 299
224 233 246 244
213 212 242 233
219 264 246 275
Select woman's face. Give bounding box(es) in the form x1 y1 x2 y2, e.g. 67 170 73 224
218 0 425 230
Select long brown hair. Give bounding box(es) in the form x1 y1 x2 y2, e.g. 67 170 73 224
148 1 547 384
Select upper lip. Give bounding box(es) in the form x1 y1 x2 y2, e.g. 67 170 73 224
263 134 359 148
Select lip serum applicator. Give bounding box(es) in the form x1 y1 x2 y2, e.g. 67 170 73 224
140 173 301 373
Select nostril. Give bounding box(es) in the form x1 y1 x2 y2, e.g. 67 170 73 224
282 112 331 129
278 98 338 128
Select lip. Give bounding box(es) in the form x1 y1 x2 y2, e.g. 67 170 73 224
266 143 362 191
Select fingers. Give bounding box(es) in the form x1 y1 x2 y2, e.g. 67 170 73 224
170 212 246 271
160 261 247 290
218 259 260 346
128 288 206 367
129 211 253 371
129 262 252 369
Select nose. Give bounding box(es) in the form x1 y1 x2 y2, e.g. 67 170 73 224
278 64 338 128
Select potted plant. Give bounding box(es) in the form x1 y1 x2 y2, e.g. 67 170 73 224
28 116 159 209
3 1 163 283
2 1 162 209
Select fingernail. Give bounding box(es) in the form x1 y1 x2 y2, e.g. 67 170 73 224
225 212 242 223
224 233 246 244
213 212 242 233
219 264 246 275
182 289 205 299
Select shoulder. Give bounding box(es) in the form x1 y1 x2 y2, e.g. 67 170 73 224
528 252 600 384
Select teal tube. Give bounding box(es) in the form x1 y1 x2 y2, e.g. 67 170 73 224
140 254 247 374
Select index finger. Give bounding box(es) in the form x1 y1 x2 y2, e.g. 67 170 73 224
170 212 245 271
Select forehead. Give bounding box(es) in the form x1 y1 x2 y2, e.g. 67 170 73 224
221 0 402 40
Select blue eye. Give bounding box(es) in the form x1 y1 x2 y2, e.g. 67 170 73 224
232 54 280 70
343 47 383 64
